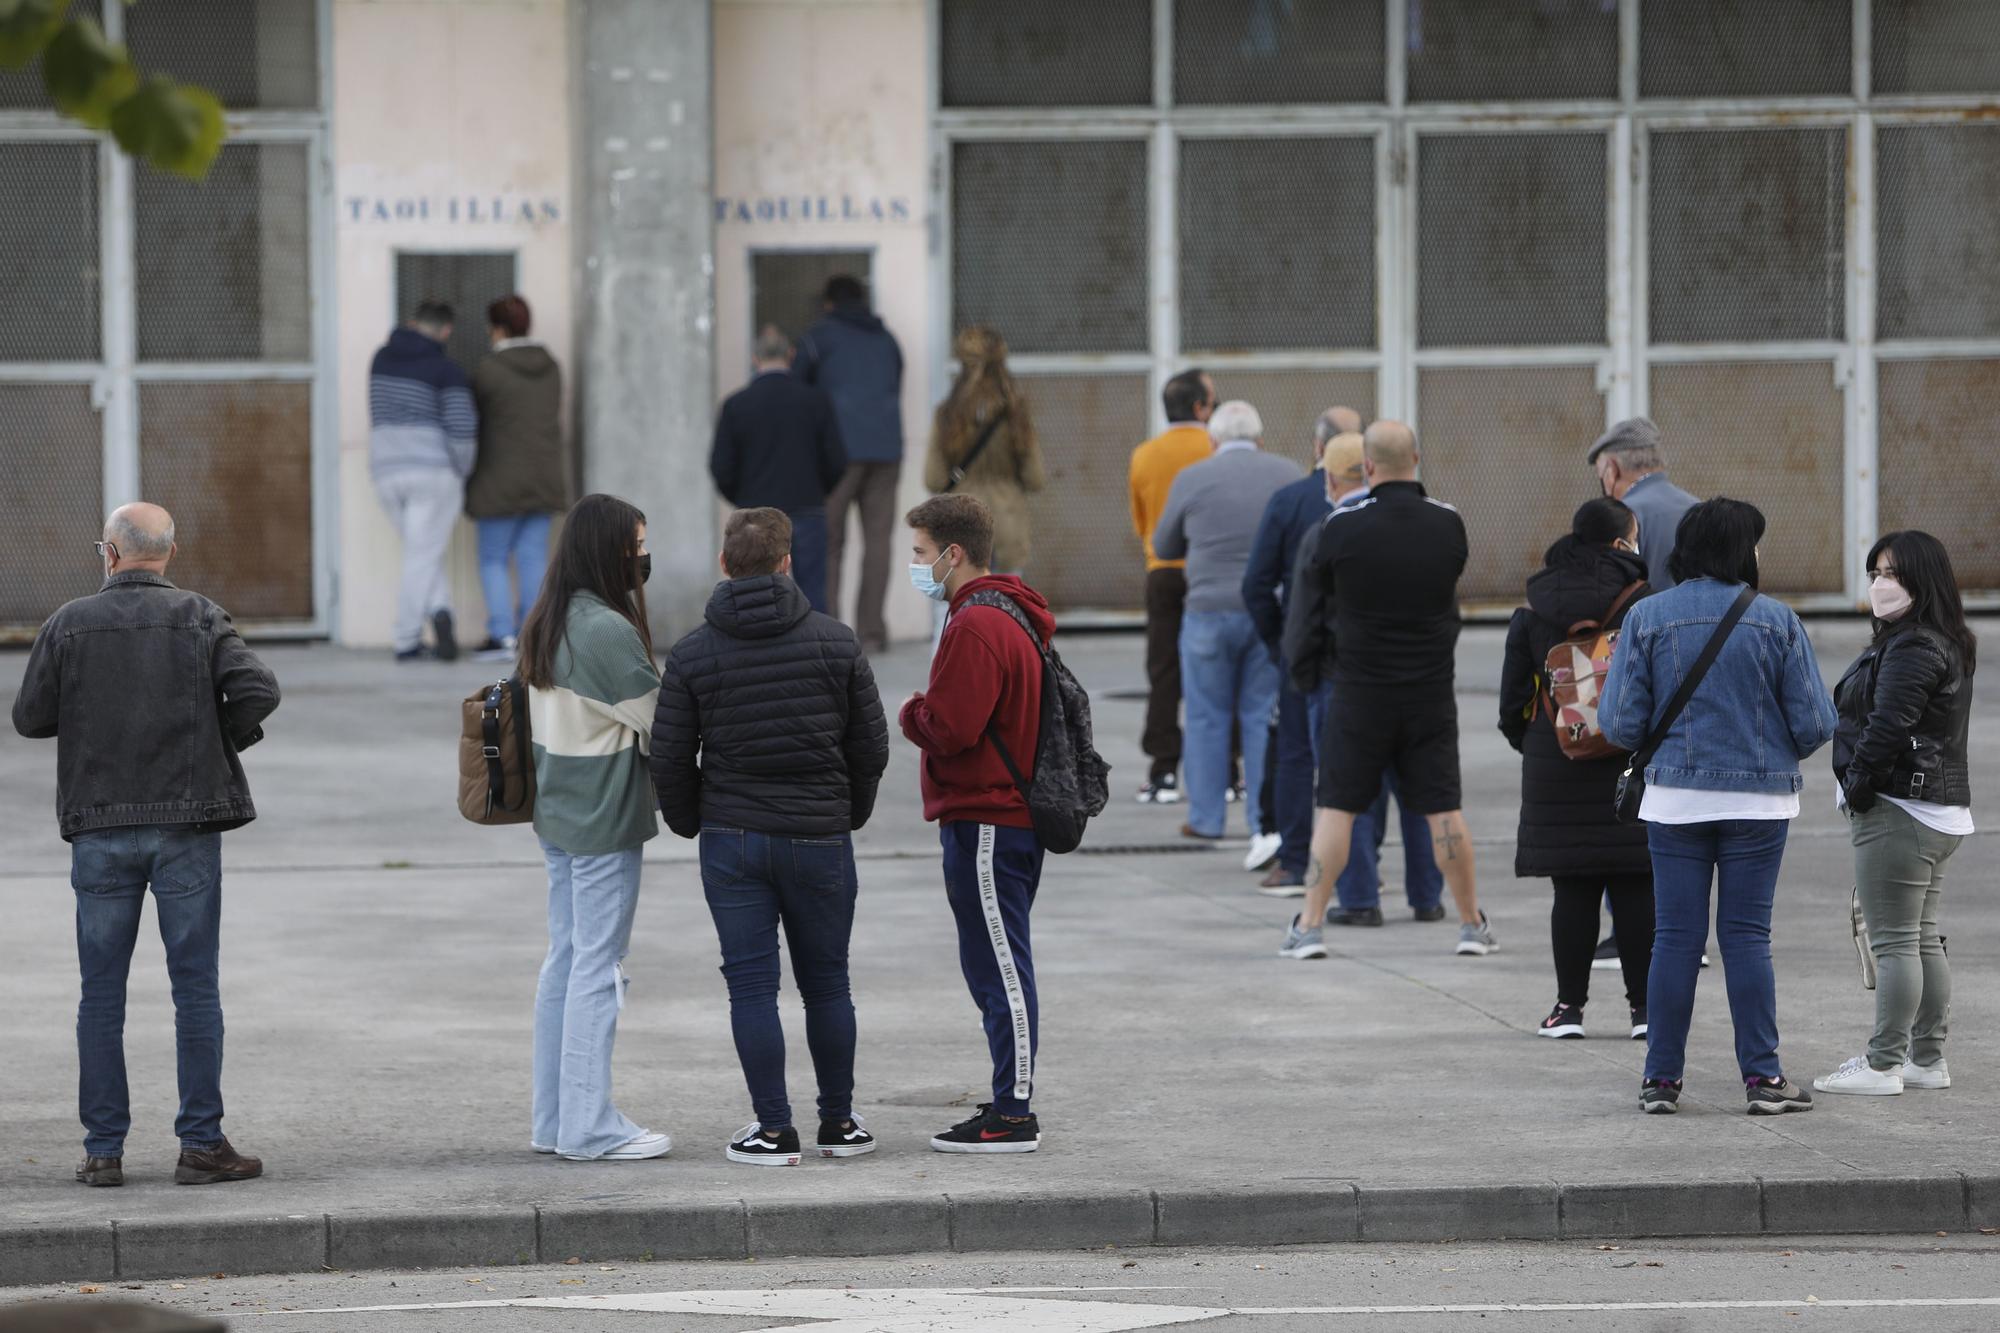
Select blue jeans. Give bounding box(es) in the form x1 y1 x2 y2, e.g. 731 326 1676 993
1644 819 1790 1085
698 828 859 1131
477 512 552 642
533 838 644 1158
1180 610 1279 838
788 507 830 614
72 827 225 1156
1305 685 1443 911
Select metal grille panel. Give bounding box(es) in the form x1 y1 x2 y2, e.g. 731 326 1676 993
940 0 1151 108
138 382 313 621
1415 366 1606 603
1873 0 2000 95
125 0 319 109
1646 361 1844 595
751 251 873 342
1209 369 1377 472
1017 373 1152 610
953 141 1148 355
1407 0 1619 102
394 252 520 376
0 384 103 627
1180 137 1376 352
135 142 311 362
1640 0 1852 98
0 143 100 362
1878 358 2000 591
1648 128 1846 344
1174 0 1384 104
1418 132 1607 348
1878 125 2000 342
0 0 98 107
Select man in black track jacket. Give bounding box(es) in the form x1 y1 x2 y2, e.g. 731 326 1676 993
650 507 888 1167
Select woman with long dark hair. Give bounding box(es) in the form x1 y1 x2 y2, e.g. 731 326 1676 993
1600 498 1838 1115
1814 530 1977 1096
922 327 1046 573
1499 498 1655 1041
518 494 666 1160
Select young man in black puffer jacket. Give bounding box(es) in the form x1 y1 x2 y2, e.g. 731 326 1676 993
651 507 889 1167
1497 497 1655 1043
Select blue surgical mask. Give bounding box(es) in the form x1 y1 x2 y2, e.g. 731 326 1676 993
908 552 951 602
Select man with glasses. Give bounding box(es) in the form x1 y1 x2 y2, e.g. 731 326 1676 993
14 503 280 1189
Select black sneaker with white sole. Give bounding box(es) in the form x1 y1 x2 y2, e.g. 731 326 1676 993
1745 1076 1813 1115
431 608 459 662
931 1104 1040 1154
817 1117 877 1158
1537 1001 1585 1039
725 1124 802 1165
1640 1078 1682 1113
1629 1006 1648 1040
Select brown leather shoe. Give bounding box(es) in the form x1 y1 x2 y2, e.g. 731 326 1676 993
75 1155 124 1187
1260 864 1303 889
175 1137 263 1185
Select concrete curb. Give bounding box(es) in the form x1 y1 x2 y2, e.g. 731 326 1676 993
2 1173 1988 1287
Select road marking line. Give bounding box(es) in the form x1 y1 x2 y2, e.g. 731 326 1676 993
1235 1297 2000 1314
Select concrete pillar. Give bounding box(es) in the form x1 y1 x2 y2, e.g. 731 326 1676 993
572 0 715 641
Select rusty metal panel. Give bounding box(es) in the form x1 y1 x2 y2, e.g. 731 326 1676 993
1878 125 2000 342
1878 358 2000 592
1416 365 1606 604
0 384 104 631
138 382 313 622
1647 360 1845 596
1017 372 1152 612
1180 137 1376 352
1209 369 1377 471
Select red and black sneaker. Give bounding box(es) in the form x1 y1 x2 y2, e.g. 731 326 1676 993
930 1104 1040 1154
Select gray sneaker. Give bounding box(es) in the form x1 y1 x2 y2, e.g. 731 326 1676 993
1279 916 1328 960
1455 913 1498 956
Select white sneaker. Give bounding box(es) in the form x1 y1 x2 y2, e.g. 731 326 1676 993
565 1129 672 1161
1256 883 1306 899
1813 1056 1903 1096
1901 1059 1952 1090
1243 831 1283 873
529 1141 555 1154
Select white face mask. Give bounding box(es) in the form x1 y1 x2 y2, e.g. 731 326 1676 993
1869 574 1913 621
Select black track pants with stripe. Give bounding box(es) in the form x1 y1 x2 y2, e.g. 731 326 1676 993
940 821 1046 1117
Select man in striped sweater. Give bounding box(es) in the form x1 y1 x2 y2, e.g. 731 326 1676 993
369 300 478 661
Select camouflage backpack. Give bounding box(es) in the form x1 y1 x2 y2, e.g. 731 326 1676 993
962 590 1112 854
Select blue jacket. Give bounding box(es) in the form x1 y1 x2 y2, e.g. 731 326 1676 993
1599 577 1838 795
1242 472 1331 650
369 327 478 480
794 306 904 464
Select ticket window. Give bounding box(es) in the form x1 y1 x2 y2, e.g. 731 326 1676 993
394 251 520 375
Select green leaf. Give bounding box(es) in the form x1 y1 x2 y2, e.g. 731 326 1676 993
0 0 68 69
109 74 225 179
42 17 136 129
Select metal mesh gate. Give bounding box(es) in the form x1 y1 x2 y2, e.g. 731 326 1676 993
936 0 2000 613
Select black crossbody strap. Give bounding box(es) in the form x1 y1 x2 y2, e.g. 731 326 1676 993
480 683 507 812
946 409 1008 492
1630 586 1757 771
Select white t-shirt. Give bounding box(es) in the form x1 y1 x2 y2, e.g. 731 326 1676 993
1834 788 1976 837
1641 785 1800 825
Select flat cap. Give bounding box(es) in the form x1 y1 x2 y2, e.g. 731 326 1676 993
1586 416 1661 465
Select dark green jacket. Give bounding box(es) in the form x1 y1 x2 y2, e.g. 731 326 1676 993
467 342 568 518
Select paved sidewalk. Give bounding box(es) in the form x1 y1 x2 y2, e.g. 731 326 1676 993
2 623 1997 1284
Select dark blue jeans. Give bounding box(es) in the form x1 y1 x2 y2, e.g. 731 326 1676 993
788 507 830 614
72 826 225 1156
1305 685 1444 911
1644 818 1790 1085
698 827 858 1130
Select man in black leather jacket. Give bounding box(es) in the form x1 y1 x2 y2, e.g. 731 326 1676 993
12 503 278 1190
650 507 889 1165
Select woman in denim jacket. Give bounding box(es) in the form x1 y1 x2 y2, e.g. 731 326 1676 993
1600 499 1838 1117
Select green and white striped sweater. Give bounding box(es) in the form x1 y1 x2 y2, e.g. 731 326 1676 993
528 592 661 854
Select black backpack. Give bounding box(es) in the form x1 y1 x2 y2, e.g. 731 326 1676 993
961 590 1112 854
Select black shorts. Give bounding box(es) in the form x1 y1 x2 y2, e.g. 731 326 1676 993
1316 684 1462 816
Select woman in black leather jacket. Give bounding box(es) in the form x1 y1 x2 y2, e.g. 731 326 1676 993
1814 530 1977 1098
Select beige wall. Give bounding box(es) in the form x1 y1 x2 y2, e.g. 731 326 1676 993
714 0 930 642
332 0 574 647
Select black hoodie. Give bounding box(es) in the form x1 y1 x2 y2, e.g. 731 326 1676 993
1497 537 1653 880
650 573 888 839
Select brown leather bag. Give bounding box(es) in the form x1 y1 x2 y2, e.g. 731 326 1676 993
459 678 535 824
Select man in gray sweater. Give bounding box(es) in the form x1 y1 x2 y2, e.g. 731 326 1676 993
1152 400 1302 852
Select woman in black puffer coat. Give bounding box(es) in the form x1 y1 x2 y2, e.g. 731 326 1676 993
1499 498 1655 1042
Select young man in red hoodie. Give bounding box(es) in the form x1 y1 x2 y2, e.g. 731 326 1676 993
898 494 1052 1153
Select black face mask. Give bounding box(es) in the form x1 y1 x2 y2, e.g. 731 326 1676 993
634 553 652 587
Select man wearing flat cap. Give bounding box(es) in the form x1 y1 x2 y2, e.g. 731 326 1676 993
1586 417 1699 590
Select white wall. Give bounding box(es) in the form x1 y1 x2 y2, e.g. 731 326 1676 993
332 0 574 647
714 0 931 642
